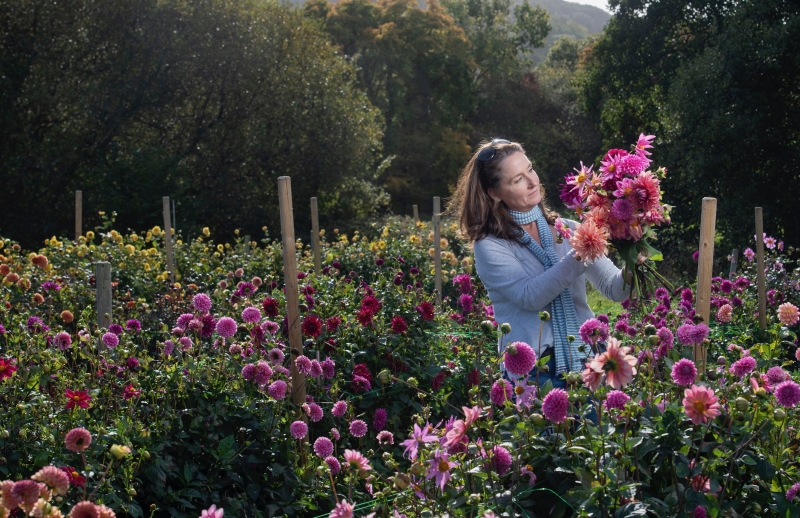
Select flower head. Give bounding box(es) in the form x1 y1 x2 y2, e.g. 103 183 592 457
513 376 537 410
267 380 287 400
579 318 609 346
786 482 800 502
426 450 458 491
101 332 118 348
569 219 609 264
373 408 388 431
589 337 637 389
490 379 513 405
415 301 435 321
774 380 800 408
391 315 408 334
31 465 70 495
290 421 308 439
65 389 91 410
671 358 698 386
193 293 213 314
716 304 733 323
69 501 100 518
349 419 368 438
401 423 438 460
604 390 631 410
343 449 371 472
241 306 262 324
65 427 92 452
542 388 570 423
325 456 342 475
502 342 537 376
778 303 799 326
377 430 394 444
313 437 334 458
301 314 323 338
730 356 757 378
215 317 238 338
201 505 224 518
682 384 721 424
489 445 512 474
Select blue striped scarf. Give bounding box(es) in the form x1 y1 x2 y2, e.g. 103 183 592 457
508 206 585 375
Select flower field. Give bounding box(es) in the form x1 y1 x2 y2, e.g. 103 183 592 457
0 215 799 518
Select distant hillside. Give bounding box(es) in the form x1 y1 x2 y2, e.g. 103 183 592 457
528 0 611 63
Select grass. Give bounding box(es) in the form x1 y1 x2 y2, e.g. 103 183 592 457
586 280 625 320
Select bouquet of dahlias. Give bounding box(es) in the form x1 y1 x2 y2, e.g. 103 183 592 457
560 133 673 298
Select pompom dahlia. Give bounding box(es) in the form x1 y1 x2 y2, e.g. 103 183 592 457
490 379 513 405
671 358 698 386
502 342 537 376
778 302 799 326
604 390 630 410
542 388 569 424
774 380 800 408
313 437 334 458
289 421 308 440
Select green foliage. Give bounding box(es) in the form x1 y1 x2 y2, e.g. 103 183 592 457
582 0 800 254
0 0 387 249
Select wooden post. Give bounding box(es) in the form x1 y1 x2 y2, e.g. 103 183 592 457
729 248 738 276
96 261 112 343
171 199 176 236
413 204 419 222
278 177 306 408
755 207 767 331
75 191 82 241
695 197 716 370
433 197 442 305
310 197 321 274
244 235 251 256
162 197 175 285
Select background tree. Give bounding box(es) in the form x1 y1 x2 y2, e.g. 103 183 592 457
0 0 387 247
582 0 800 263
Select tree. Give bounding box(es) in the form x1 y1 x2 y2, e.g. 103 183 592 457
0 0 386 247
582 0 800 253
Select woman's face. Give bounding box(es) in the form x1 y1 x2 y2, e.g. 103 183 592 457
487 152 541 212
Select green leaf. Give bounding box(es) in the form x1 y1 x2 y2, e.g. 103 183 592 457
183 462 192 483
740 455 757 466
217 435 235 457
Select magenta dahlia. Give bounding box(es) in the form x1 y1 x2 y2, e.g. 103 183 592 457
502 342 537 376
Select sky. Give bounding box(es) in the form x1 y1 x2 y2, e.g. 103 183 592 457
573 0 611 13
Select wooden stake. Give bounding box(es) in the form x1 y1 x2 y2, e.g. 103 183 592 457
96 261 112 345
413 204 419 222
278 177 306 408
433 197 442 305
162 197 175 285
310 197 321 275
755 207 767 331
75 191 82 241
729 248 738 276
244 235 251 256
695 197 716 370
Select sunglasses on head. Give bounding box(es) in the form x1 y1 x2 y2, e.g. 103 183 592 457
477 139 511 163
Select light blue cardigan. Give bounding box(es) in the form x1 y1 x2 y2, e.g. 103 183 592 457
473 221 628 356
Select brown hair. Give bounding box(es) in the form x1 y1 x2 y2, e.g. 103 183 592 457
448 139 559 243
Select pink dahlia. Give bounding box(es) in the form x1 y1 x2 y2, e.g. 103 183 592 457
343 449 371 472
241 364 256 380
610 198 634 222
582 366 603 391
634 133 655 157
604 390 630 410
682 384 721 425
671 358 698 386
542 388 569 424
65 427 92 452
329 499 355 518
730 356 757 378
774 380 800 408
588 337 637 389
31 465 70 495
373 408 387 431
215 317 238 338
766 366 791 385
290 420 308 439
579 318 609 346
349 419 368 438
717 304 733 323
11 479 45 513
321 357 335 379
778 303 799 326
325 456 342 475
569 218 609 264
301 314 323 338
313 437 334 458
267 380 287 400
377 430 394 444
332 400 348 417
254 361 273 385
101 332 119 348
489 445 513 475
305 402 324 422
309 360 323 378
241 306 262 324
490 379 513 405
786 482 800 502
426 450 458 491
268 347 284 364
192 293 212 314
295 355 312 375
502 342 537 376
200 505 224 518
54 331 72 350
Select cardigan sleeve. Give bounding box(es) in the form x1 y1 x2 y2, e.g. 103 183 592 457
474 237 589 313
585 255 629 303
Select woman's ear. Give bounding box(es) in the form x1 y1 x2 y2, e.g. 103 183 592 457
487 188 501 203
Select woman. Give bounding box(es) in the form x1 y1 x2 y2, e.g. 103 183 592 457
451 139 628 387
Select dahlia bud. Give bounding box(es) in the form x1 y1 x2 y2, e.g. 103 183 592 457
644 324 657 336
734 397 749 412
530 413 546 427
499 323 512 334
393 472 410 490
717 356 727 366
480 320 496 336
773 408 786 421
647 335 660 346
377 369 391 384
539 311 551 322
